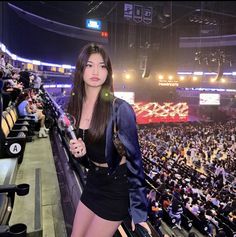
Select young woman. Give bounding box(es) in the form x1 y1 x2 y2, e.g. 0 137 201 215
67 43 151 237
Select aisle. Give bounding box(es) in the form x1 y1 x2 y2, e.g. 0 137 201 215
9 135 67 237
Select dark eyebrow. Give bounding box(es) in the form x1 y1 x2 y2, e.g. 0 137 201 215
87 60 105 64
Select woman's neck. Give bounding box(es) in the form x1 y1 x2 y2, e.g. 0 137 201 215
84 85 100 105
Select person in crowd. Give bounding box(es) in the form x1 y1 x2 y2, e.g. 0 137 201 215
188 199 200 216
162 193 172 210
67 43 150 237
205 209 219 236
16 91 48 138
229 210 236 224
33 72 42 90
19 68 30 89
167 194 183 230
2 71 23 105
198 210 213 236
0 54 6 69
146 189 169 237
215 230 227 237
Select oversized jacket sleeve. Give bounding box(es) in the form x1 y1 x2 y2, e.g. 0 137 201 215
116 101 148 225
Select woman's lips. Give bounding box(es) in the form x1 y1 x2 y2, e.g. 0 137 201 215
90 77 99 81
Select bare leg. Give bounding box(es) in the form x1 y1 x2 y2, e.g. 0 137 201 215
36 111 45 127
40 114 45 127
71 201 95 237
85 215 122 237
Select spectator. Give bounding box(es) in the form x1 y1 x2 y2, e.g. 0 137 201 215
19 68 30 89
33 72 42 90
0 54 6 69
167 200 183 230
16 92 48 138
215 230 227 237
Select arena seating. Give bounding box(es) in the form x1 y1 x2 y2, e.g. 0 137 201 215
0 158 30 237
0 115 27 164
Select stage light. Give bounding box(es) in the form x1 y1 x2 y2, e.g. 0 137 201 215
125 73 130 80
210 78 216 83
193 71 203 76
221 78 226 83
189 14 218 26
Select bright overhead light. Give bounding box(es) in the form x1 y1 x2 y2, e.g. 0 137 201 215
32 60 41 65
125 74 130 79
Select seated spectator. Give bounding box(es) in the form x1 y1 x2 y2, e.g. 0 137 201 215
224 198 236 215
167 199 183 230
16 92 48 138
205 209 219 235
147 189 164 236
211 194 221 208
19 68 30 89
2 71 23 104
229 210 236 224
162 194 172 209
188 199 200 216
215 230 227 237
198 210 214 236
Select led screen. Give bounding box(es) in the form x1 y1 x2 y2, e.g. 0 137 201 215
199 93 220 105
114 92 135 104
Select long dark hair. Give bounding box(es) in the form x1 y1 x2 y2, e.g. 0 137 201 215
15 91 29 107
67 43 114 141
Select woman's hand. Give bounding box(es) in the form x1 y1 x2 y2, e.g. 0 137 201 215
131 220 152 236
69 138 87 158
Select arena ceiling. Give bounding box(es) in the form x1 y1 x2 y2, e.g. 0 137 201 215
9 1 236 34
3 1 236 67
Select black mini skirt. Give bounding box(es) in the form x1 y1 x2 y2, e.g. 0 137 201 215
80 162 130 221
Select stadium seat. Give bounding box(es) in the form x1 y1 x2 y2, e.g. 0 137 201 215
0 116 27 164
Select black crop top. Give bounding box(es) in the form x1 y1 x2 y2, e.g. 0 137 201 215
76 128 107 164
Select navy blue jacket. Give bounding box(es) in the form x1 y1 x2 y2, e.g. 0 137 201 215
105 98 148 224
77 97 148 225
